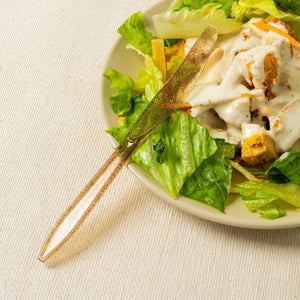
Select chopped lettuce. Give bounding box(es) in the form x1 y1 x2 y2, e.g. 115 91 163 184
152 3 241 39
180 0 236 17
133 69 150 93
103 69 134 115
232 0 288 21
164 38 182 47
256 202 286 219
274 0 300 15
181 157 232 212
125 46 163 101
106 56 163 144
153 139 166 163
181 139 234 212
143 56 164 101
213 138 236 159
231 0 300 28
237 181 300 212
131 110 218 197
265 148 300 185
118 12 156 56
106 94 149 143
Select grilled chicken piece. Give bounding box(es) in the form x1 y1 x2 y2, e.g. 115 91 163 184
270 98 300 152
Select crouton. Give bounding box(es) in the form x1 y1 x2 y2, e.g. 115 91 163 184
242 133 278 166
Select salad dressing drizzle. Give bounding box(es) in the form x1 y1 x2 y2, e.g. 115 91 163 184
187 18 300 151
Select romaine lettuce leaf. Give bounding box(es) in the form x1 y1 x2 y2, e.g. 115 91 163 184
106 94 149 143
152 3 241 38
131 110 218 197
143 56 164 101
118 12 156 56
181 0 236 17
103 69 134 115
125 46 163 101
232 0 286 21
164 38 182 47
133 57 163 101
265 148 300 185
153 139 166 163
237 181 300 209
256 202 286 219
133 69 150 93
106 57 163 143
181 139 234 212
181 157 232 212
231 0 300 22
212 138 236 159
274 0 300 15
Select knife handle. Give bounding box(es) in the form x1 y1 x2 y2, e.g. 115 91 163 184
38 146 130 262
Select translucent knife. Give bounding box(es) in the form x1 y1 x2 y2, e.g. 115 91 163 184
38 26 217 262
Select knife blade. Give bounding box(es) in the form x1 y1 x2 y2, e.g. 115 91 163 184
38 25 218 262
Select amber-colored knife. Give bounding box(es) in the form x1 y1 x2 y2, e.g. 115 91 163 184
38 26 217 262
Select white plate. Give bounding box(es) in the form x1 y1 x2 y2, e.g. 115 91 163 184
101 0 300 229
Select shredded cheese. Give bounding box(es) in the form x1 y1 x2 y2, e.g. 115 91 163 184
253 22 299 47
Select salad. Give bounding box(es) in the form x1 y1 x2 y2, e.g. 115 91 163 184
103 0 300 220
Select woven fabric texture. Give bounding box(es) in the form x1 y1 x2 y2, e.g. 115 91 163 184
1 1 300 299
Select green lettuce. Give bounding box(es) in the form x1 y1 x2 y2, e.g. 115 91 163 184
133 69 150 93
256 202 286 219
181 139 234 212
164 38 183 47
106 94 149 143
231 0 300 20
237 181 300 207
274 0 300 15
103 69 134 115
132 56 163 101
118 12 155 56
237 181 300 218
143 56 164 101
181 157 232 212
153 139 166 163
213 138 236 159
152 3 241 38
131 110 218 197
180 0 236 17
125 46 163 101
265 148 300 185
232 0 288 21
106 55 163 143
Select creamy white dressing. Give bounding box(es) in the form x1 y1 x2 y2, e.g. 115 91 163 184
186 18 300 152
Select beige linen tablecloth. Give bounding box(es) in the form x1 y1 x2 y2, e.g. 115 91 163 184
2 0 300 299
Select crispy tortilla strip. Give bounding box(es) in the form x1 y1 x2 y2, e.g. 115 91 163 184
253 22 299 47
151 39 166 83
